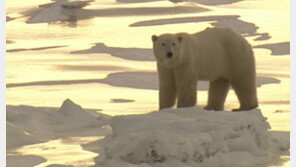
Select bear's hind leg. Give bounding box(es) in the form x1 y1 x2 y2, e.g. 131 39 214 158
231 76 258 111
204 78 230 111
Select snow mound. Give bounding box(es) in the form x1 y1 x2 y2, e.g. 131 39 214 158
6 99 111 147
27 0 89 23
95 107 287 167
58 98 96 121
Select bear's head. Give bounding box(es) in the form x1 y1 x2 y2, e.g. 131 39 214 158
152 34 183 69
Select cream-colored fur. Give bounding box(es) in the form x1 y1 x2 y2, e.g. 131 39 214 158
152 27 258 111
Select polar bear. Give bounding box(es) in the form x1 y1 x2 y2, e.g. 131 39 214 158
152 27 258 111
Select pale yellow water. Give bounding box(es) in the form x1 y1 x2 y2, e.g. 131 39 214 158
16 137 102 167
6 0 290 166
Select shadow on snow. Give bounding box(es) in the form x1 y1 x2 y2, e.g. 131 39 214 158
130 15 271 41
7 71 280 90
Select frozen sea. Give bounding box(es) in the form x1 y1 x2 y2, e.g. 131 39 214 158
6 0 290 166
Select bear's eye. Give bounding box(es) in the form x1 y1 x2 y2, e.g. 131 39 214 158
162 43 165 46
172 43 175 46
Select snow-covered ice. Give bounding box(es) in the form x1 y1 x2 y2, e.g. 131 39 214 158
84 107 289 167
7 99 289 167
6 122 42 149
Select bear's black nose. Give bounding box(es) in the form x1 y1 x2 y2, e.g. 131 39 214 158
167 52 173 58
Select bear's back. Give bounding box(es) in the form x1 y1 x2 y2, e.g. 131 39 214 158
192 27 252 59
203 28 254 66
190 27 254 80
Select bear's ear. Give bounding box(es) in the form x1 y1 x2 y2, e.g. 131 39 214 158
177 35 182 42
152 35 158 42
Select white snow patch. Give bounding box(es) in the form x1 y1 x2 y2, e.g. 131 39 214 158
93 107 289 167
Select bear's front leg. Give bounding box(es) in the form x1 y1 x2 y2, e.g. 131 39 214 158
157 64 177 110
174 68 197 108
